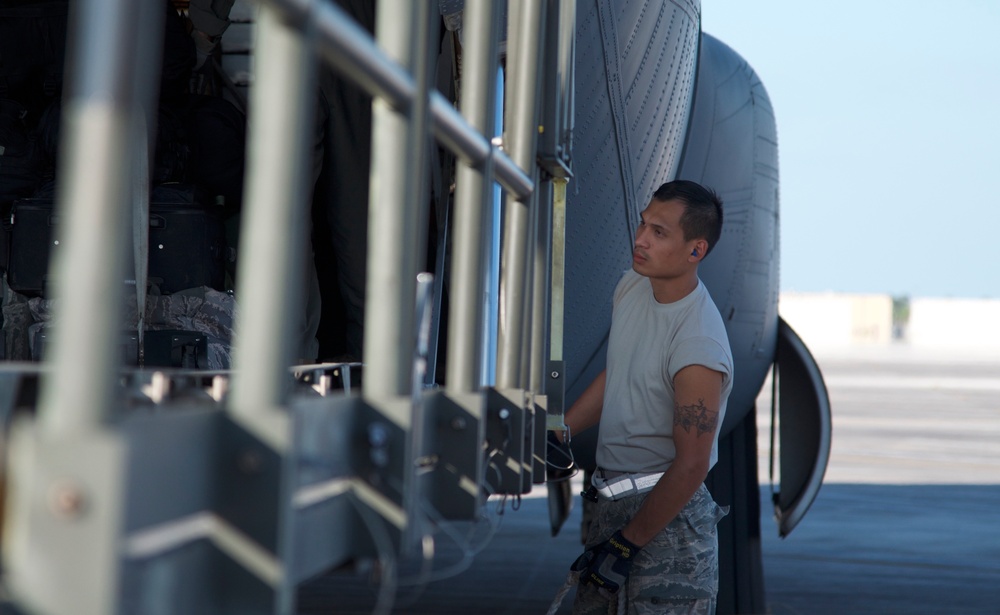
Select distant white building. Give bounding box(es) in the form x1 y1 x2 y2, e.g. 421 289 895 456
908 298 1000 352
778 292 1000 357
779 292 894 349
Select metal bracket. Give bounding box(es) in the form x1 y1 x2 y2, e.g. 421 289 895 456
531 394 548 485
484 387 533 495
120 410 283 615
419 390 485 520
286 394 414 583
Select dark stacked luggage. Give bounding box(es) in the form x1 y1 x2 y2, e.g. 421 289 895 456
6 184 229 298
0 1 244 368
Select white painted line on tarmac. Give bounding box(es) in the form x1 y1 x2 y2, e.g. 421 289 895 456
822 375 1000 391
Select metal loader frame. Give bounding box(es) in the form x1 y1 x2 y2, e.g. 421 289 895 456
1 1 575 613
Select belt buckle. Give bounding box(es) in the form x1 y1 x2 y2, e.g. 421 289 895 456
581 485 599 502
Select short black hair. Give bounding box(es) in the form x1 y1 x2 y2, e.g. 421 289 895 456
650 180 724 256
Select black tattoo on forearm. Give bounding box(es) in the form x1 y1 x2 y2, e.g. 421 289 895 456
674 398 718 436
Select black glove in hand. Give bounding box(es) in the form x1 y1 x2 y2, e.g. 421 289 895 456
573 529 642 596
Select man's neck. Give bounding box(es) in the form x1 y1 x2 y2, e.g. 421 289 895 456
648 273 699 304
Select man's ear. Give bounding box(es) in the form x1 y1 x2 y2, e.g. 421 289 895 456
690 239 709 261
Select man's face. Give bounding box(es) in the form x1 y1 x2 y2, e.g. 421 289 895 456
632 198 699 281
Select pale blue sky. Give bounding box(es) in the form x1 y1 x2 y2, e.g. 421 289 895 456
701 1 1000 299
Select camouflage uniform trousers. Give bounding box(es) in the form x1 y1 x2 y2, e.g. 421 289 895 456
572 483 728 615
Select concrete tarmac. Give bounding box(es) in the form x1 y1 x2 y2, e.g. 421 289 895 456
758 347 1000 615
299 346 1000 614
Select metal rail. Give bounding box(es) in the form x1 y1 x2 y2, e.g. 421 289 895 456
362 0 437 401
446 0 502 394
36 0 165 436
496 0 546 391
229 1 317 448
266 0 534 201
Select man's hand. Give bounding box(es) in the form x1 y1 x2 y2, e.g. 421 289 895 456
546 431 575 481
572 529 641 596
191 29 218 70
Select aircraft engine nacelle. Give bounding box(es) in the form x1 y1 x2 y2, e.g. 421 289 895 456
562 1 780 449
563 0 702 437
677 32 781 434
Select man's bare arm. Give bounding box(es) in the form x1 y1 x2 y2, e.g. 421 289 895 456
556 369 606 443
620 364 723 546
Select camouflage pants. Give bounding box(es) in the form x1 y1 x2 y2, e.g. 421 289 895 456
572 484 728 615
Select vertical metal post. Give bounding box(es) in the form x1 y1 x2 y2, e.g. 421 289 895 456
548 0 575 423
482 67 505 386
7 4 160 614
528 180 553 394
362 0 437 401
548 177 568 395
229 2 316 449
36 0 163 435
496 0 546 390
557 0 576 167
446 0 501 394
